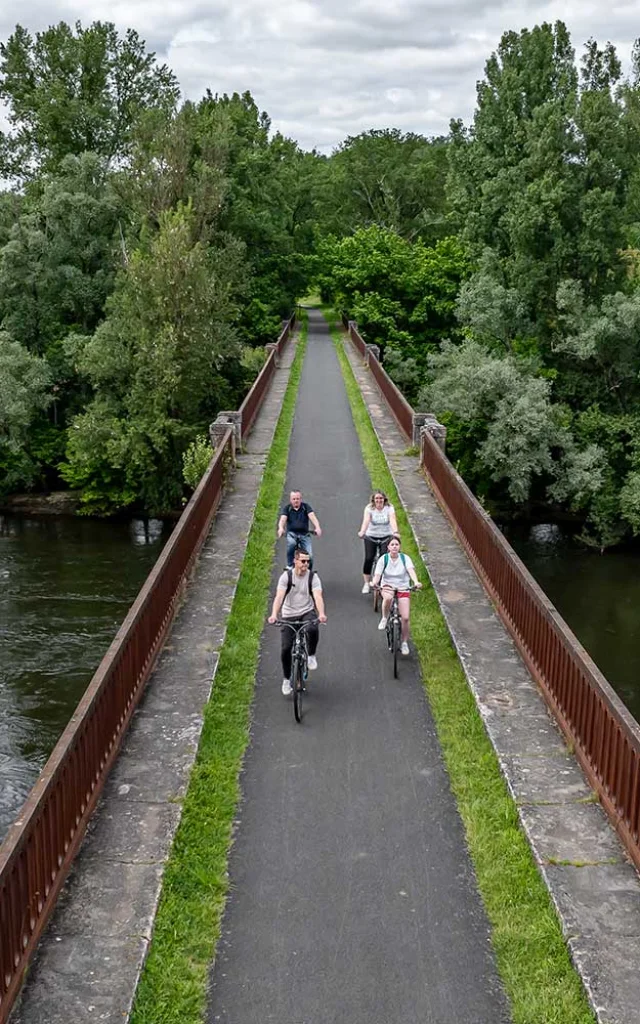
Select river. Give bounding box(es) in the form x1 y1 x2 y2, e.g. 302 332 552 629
506 523 640 724
0 513 172 842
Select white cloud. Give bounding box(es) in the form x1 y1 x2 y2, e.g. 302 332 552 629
1 0 639 152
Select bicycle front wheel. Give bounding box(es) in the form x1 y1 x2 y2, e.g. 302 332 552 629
392 619 401 678
293 656 304 723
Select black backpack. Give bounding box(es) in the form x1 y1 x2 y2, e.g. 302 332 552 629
285 567 316 601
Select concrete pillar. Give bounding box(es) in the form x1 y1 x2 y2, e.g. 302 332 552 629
265 342 279 367
419 415 447 454
366 344 381 365
209 411 242 463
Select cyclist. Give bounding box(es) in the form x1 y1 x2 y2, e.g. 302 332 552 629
371 534 422 655
268 548 328 695
277 489 322 568
357 490 398 593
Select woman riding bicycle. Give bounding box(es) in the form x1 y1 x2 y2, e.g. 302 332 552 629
371 534 422 655
358 490 398 593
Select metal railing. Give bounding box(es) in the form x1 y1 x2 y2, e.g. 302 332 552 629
0 314 295 1023
348 322 413 441
345 318 640 872
239 312 296 440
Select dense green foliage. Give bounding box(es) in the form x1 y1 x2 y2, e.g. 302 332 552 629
316 22 640 547
4 16 640 541
0 23 316 512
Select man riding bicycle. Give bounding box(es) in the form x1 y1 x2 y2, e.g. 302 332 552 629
268 548 327 695
277 489 322 568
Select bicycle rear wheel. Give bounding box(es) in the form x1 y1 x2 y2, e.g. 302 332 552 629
293 656 304 723
373 586 380 614
392 618 401 678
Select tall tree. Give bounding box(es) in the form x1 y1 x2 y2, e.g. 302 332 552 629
0 21 179 179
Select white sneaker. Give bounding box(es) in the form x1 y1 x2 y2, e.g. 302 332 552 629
401 641 410 656
282 678 292 696
307 655 318 671
361 582 370 594
378 616 387 631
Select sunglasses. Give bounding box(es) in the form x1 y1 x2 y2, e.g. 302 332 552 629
298 558 310 564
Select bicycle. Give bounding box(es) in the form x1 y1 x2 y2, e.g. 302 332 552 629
373 585 417 679
276 618 320 723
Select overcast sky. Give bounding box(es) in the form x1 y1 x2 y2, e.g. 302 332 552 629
1 0 639 152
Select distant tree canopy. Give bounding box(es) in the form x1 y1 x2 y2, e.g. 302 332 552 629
315 21 640 548
0 22 316 513
4 17 640 544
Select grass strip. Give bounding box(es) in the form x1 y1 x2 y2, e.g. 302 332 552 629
130 314 308 1024
326 307 595 1024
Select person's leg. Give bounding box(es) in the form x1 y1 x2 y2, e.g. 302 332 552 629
281 624 294 679
299 532 313 569
379 586 393 628
363 537 376 584
286 532 296 568
305 612 319 656
398 596 411 642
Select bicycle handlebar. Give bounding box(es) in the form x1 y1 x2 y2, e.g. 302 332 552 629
273 618 322 632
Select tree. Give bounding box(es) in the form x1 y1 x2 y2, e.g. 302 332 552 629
60 205 245 513
0 21 179 179
316 129 450 243
0 333 51 492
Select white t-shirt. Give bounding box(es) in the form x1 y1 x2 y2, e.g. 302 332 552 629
277 569 322 618
374 552 414 590
365 502 395 539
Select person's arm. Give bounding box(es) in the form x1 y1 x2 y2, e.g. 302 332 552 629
407 557 422 589
308 511 322 537
358 509 371 537
371 556 383 587
313 586 327 623
277 513 287 538
268 586 287 623
389 506 398 534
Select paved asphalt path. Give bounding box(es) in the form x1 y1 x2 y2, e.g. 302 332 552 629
207 310 510 1023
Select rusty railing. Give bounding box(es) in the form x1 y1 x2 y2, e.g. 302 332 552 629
347 322 413 441
345 318 640 872
0 314 295 1023
239 311 296 440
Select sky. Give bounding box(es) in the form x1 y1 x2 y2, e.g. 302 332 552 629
1 0 639 152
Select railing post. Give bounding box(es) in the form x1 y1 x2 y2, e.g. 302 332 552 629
265 342 279 367
419 415 447 453
209 411 242 464
366 344 380 366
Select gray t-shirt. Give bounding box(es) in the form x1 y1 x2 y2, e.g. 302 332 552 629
278 569 322 618
365 502 395 539
374 552 414 590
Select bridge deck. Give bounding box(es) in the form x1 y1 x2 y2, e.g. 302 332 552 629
207 309 509 1023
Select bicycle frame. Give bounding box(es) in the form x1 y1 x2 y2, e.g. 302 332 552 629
275 618 320 722
372 585 417 678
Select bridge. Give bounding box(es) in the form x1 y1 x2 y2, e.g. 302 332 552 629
2 309 640 1023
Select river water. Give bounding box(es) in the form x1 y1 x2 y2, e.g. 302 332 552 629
506 523 640 724
0 513 171 842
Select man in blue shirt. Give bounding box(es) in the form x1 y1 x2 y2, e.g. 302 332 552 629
277 489 322 568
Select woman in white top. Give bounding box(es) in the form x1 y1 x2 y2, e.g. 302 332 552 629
371 534 422 655
357 491 398 593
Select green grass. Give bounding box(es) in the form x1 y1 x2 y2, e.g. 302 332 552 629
130 314 308 1024
325 306 596 1024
